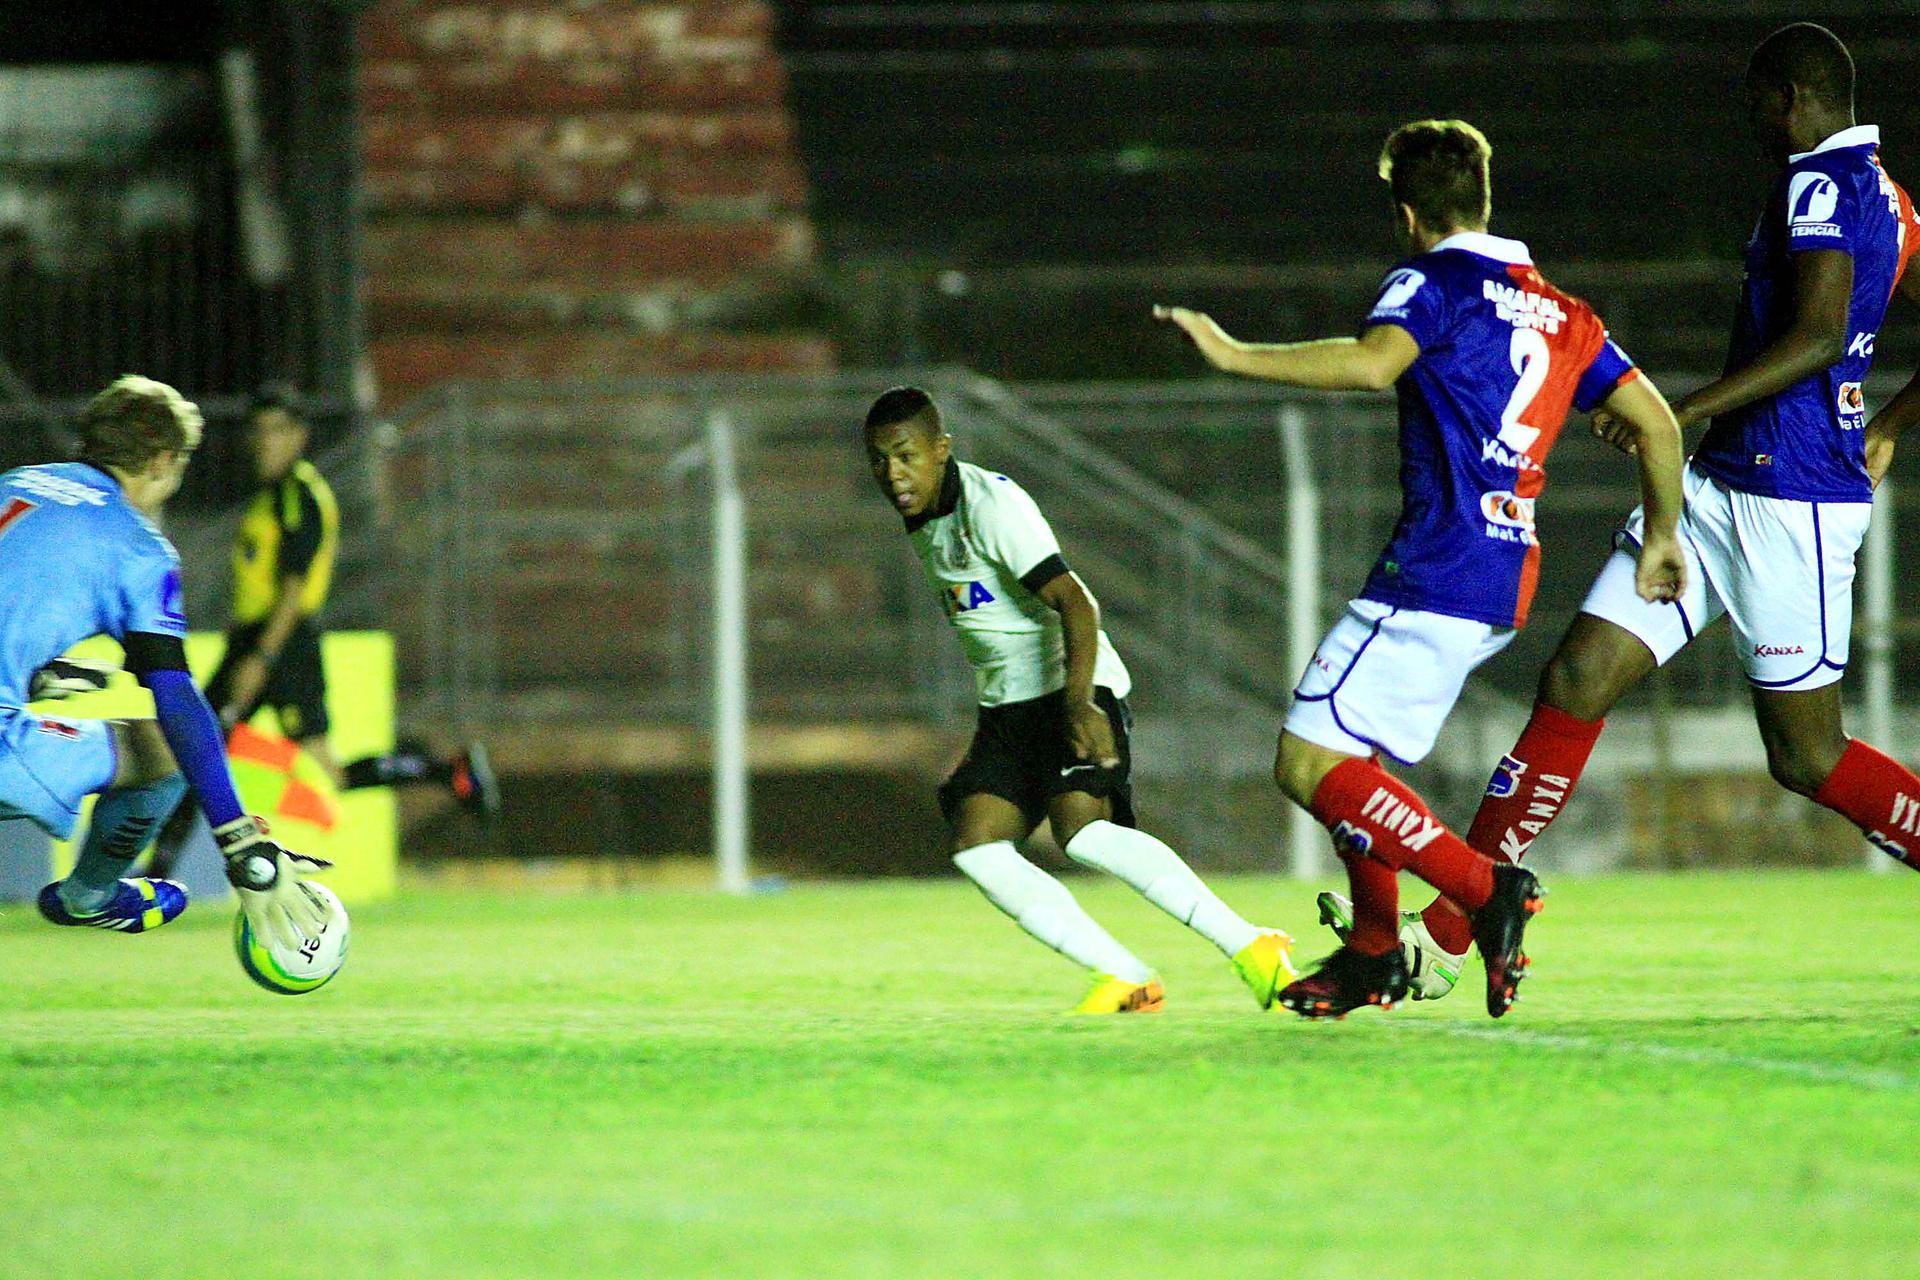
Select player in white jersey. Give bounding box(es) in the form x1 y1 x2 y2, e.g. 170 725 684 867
864 387 1296 1013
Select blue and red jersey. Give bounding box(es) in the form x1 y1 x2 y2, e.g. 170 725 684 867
1359 232 1638 629
1694 125 1918 503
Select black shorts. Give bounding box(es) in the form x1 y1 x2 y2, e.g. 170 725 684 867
204 620 330 741
937 687 1137 831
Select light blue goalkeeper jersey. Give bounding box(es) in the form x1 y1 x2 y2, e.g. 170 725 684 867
0 462 187 710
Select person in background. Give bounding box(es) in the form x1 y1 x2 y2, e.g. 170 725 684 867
152 383 497 876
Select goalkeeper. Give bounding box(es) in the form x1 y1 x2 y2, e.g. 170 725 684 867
0 376 328 949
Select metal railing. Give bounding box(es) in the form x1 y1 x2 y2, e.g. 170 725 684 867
370 369 1917 875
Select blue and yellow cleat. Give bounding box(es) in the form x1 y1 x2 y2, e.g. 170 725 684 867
37 878 188 933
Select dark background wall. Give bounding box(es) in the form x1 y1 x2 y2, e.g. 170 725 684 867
773 1 1920 378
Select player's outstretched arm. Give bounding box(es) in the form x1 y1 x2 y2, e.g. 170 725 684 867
124 631 333 942
1034 571 1120 768
1153 306 1418 391
1597 376 1688 603
1865 268 1920 488
1670 250 1853 429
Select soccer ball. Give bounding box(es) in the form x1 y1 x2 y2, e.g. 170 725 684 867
233 883 351 995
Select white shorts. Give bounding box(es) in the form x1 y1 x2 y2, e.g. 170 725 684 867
1284 599 1516 765
1580 465 1872 693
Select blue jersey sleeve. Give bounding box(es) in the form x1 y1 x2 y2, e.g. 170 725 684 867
1363 265 1447 350
1573 337 1639 413
1785 164 1858 254
116 543 188 640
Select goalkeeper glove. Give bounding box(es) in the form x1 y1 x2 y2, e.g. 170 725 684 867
214 816 334 951
28 658 116 701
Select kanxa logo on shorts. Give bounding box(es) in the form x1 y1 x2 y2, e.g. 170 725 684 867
1753 643 1806 657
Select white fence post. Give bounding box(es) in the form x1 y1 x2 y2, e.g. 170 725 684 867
707 409 752 894
1864 478 1895 873
1279 405 1322 879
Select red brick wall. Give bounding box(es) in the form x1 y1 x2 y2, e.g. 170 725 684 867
359 1 830 406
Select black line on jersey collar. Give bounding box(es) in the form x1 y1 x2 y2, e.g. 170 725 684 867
903 461 962 532
74 461 121 490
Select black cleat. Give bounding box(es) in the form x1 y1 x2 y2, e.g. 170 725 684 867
450 741 501 823
1277 945 1411 1020
1471 863 1545 1018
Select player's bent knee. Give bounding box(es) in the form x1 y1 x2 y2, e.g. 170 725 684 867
1048 796 1108 851
1273 733 1342 810
1764 744 1844 797
113 720 180 788
127 768 190 810
1539 650 1620 722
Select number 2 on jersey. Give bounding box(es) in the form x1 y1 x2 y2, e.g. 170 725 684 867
1498 328 1550 454
0 496 37 541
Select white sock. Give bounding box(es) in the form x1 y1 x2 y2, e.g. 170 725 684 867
1063 820 1262 959
953 841 1155 984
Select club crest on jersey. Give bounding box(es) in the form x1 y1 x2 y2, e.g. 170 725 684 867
1485 754 1528 799
1480 490 1537 545
943 581 996 616
934 534 975 573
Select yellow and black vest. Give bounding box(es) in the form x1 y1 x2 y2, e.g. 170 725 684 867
231 459 339 625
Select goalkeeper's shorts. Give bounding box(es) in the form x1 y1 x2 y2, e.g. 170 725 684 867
0 707 117 840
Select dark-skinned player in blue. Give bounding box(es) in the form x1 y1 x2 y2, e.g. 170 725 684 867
1373 25 1920 1002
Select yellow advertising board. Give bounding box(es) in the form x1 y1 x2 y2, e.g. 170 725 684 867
32 631 397 901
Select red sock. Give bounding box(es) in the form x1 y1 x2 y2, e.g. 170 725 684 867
1464 702 1604 860
1342 852 1401 955
1310 757 1494 912
1812 738 1920 871
1418 702 1604 953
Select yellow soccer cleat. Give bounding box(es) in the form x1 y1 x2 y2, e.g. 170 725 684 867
1073 974 1166 1014
1231 929 1299 1010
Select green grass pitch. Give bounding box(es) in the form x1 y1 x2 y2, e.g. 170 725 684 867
3 870 1918 1279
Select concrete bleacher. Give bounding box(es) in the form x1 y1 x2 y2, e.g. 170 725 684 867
775 2 1920 375
359 1 832 406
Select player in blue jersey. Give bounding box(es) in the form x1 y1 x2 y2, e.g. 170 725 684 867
1364 23 1920 1002
0 375 331 947
1158 119 1688 1017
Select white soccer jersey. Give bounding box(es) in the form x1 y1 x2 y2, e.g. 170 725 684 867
909 461 1131 707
